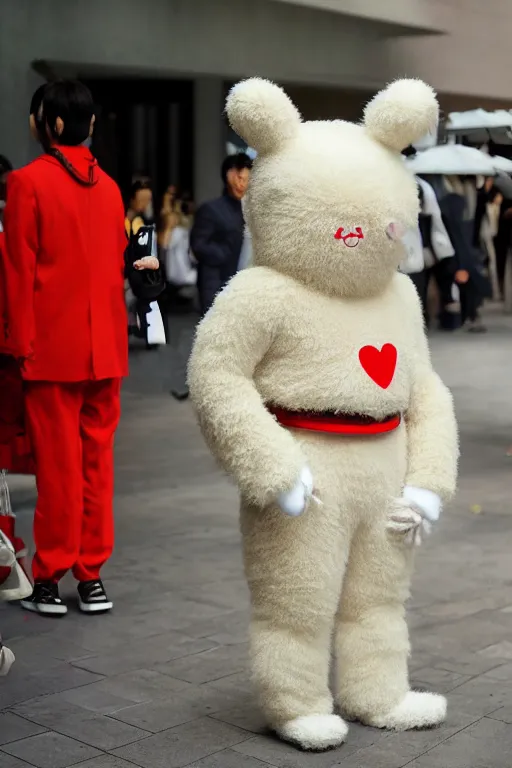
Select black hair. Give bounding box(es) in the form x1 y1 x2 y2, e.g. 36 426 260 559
29 84 50 149
43 80 94 147
221 152 253 186
0 155 13 176
129 179 152 202
30 84 47 119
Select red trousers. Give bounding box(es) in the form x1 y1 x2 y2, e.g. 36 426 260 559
24 379 121 583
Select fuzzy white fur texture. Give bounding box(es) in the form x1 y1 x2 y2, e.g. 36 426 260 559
277 714 348 751
363 691 447 730
364 79 439 152
188 77 458 750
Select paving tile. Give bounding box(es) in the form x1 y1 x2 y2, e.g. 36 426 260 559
0 713 46 746
56 669 190 714
477 640 512 660
53 714 149 750
68 758 141 768
178 610 250 640
408 716 512 767
409 667 472 693
112 717 250 768
11 694 99 727
155 643 248 684
57 686 135 716
4 635 93 665
109 681 252 733
481 662 512 681
186 749 272 767
0 664 104 709
430 653 505 677
209 705 267 735
233 734 360 767
0 754 36 768
486 705 512 725
72 632 217 676
448 676 512 714
1 732 101 768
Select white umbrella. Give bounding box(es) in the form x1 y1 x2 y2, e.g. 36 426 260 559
405 144 496 176
489 154 512 173
446 109 512 132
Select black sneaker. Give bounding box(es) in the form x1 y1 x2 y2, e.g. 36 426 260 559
20 582 67 616
78 580 113 614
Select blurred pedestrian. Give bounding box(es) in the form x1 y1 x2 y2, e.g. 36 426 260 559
125 179 153 237
2 80 155 616
190 152 252 316
125 180 157 340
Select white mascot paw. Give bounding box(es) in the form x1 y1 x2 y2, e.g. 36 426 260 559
388 486 441 546
0 644 15 676
276 714 349 751
277 466 314 517
403 485 442 522
367 691 447 730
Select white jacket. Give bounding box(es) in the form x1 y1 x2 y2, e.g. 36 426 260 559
418 178 455 262
399 177 455 274
399 225 424 275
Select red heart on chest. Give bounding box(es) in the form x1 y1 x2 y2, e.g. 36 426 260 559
358 344 397 389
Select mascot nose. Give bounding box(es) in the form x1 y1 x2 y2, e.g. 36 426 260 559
386 222 406 241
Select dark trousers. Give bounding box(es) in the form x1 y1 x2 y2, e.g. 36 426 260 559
409 261 454 327
459 280 481 324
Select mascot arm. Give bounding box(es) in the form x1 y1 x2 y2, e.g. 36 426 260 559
188 270 306 507
402 279 459 503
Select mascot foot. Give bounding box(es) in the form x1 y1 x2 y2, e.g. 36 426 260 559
276 714 349 751
365 691 447 730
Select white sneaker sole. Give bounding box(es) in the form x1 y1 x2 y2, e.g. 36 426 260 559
78 599 113 614
20 600 67 616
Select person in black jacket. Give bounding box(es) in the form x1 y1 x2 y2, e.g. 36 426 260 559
190 153 252 315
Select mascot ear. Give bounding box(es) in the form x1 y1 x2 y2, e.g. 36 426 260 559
363 79 439 153
226 78 302 155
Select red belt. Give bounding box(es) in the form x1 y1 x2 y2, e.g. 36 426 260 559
269 406 401 435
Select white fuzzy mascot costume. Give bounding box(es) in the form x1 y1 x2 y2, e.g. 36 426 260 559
188 78 458 751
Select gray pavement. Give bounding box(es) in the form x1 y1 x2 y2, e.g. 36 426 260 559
1 307 512 767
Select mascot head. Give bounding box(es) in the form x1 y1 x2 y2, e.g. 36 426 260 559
226 78 438 298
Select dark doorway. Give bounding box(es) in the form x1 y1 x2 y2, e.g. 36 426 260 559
81 77 194 207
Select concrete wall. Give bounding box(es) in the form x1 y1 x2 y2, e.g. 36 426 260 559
270 0 442 33
387 0 512 102
0 0 387 166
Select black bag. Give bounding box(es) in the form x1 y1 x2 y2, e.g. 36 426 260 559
125 224 165 302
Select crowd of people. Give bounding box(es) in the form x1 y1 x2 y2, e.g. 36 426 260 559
399 149 512 333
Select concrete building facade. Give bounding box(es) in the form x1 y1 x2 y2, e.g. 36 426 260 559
1 0 510 202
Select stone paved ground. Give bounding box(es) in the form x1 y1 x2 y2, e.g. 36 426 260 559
1 308 512 768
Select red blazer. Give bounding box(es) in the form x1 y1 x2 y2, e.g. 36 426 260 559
0 234 33 473
2 146 128 381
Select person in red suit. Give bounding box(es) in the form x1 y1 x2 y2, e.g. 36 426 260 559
2 81 156 616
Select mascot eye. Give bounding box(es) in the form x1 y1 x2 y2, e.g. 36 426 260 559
334 227 365 247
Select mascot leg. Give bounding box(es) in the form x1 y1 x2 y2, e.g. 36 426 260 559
241 488 349 751
335 519 446 729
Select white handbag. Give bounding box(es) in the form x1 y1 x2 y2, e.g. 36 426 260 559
165 227 197 287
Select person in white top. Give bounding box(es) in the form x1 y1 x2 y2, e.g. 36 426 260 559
400 177 456 326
